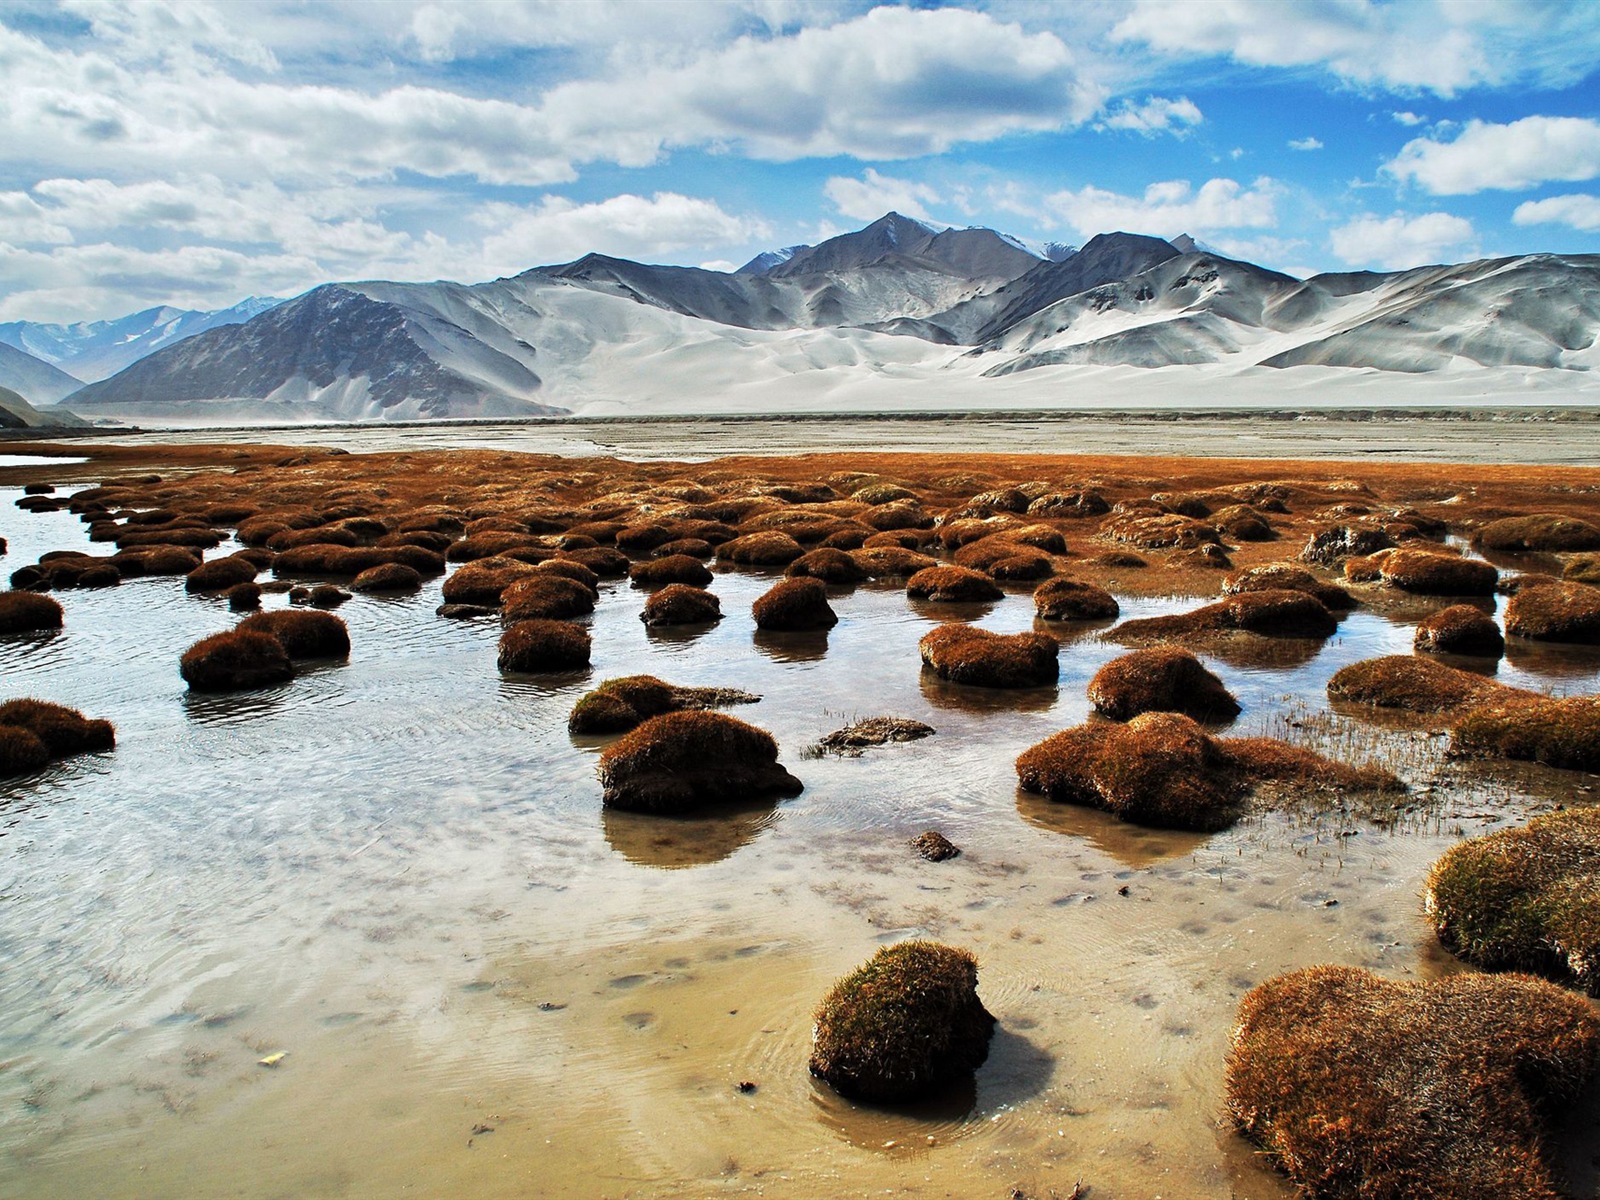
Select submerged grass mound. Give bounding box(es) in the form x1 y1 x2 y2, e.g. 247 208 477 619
597 710 802 813
911 830 960 861
1328 654 1518 714
808 941 995 1104
1112 589 1337 643
1376 548 1498 596
1226 964 1599 1200
1222 563 1355 610
919 625 1058 689
498 619 591 672
568 675 759 735
817 716 935 755
500 574 597 622
179 629 294 692
752 577 838 631
629 554 713 589
1504 579 1600 643
1414 604 1504 656
0 699 115 756
237 609 350 659
1474 513 1600 553
1453 695 1600 771
906 565 1002 602
1427 808 1600 992
1033 576 1118 621
0 590 63 633
1088 646 1240 722
641 583 721 626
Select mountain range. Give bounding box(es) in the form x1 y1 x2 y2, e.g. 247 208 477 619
7 213 1600 426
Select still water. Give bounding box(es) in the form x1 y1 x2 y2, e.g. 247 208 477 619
1 485 1598 1199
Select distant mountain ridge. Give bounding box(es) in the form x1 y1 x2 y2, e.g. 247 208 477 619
0 341 83 405
48 214 1600 423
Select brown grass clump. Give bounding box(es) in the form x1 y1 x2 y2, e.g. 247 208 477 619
715 530 806 566
785 547 865 584
851 546 940 579
911 830 960 861
1414 604 1504 656
1565 554 1600 586
119 546 202 576
0 590 63 632
1089 647 1240 722
1027 488 1109 518
817 716 935 754
1222 563 1355 610
1105 511 1220 550
351 563 423 593
266 525 359 551
185 555 259 593
568 675 759 735
446 531 547 562
1033 576 1118 621
1300 523 1397 565
0 699 115 756
1376 547 1498 595
1504 579 1600 643
0 726 51 775
497 619 591 672
557 546 629 577
1226 965 1599 1200
629 554 713 589
179 629 295 691
597 710 802 813
640 583 721 627
439 556 542 606
808 941 994 1104
535 558 601 590
1474 513 1600 553
859 501 933 532
1427 808 1600 992
919 625 1058 689
1327 654 1518 714
1113 590 1337 643
227 582 262 611
237 609 350 659
1453 695 1600 771
906 565 1003 602
306 584 349 609
751 577 838 631
273 543 444 578
500 574 596 622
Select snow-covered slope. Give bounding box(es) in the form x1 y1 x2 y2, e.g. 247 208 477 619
0 341 83 404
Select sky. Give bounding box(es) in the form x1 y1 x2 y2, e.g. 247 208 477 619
1 0 1599 323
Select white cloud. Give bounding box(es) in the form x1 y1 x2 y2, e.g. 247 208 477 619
1386 117 1600 194
1392 111 1427 126
1513 194 1600 233
1110 0 1600 95
475 192 768 270
1099 96 1203 136
1288 137 1323 151
1329 212 1477 269
823 170 940 222
1003 177 1280 239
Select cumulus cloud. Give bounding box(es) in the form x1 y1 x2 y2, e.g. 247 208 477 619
1393 111 1427 126
1386 117 1600 194
1003 177 1280 239
1513 194 1600 233
1098 96 1203 136
824 170 940 222
474 192 768 271
1288 137 1323 151
1330 212 1476 269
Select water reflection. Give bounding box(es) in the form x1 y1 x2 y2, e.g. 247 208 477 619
918 670 1059 714
602 799 781 869
907 596 1000 625
182 687 289 724
752 628 830 664
1016 789 1207 868
1504 636 1600 682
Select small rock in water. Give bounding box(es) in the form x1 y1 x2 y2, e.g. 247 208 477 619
911 830 960 862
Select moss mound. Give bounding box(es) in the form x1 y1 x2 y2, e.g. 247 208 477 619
785 547 865 584
1414 604 1504 656
568 675 759 735
1033 576 1118 621
500 574 597 622
439 556 542 606
1222 563 1355 610
1504 579 1600 643
227 582 262 611
0 590 63 633
919 625 1059 689
1427 807 1600 992
808 941 995 1104
1377 548 1498 596
185 555 259 594
1474 513 1600 553
906 565 1003 602
1328 654 1518 714
1089 646 1240 722
1113 590 1337 643
307 584 349 609
0 725 51 775
1565 554 1600 587
716 531 805 566
180 629 295 692
630 554 714 588
0 698 115 756
752 577 838 631
641 583 722 626
597 710 802 813
1226 964 1599 1200
237 609 351 659
850 547 940 579
498 619 592 672
1453 695 1600 771
351 562 423 593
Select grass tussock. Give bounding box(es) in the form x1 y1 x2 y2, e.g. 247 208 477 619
906 565 1003 602
1089 646 1240 722
568 675 759 735
1376 547 1498 596
1328 654 1520 714
179 629 294 692
497 619 591 672
1104 511 1221 550
439 556 542 606
629 554 713 589
558 546 629 578
237 609 350 659
1414 604 1504 656
785 547 865 584
716 531 806 566
1223 563 1355 610
808 941 994 1104
1301 523 1397 565
1504 579 1600 643
597 710 801 813
751 576 838 631
227 582 262 611
351 563 423 593
1427 808 1600 992
185 555 259 594
1226 964 1599 1200
0 590 63 632
0 698 114 757
0 725 51 775
1565 554 1600 587
850 547 940 579
1113 590 1337 643
500 574 597 622
1474 513 1600 553
911 830 960 861
640 583 721 626
919 624 1058 689
1033 576 1119 621
1452 695 1600 771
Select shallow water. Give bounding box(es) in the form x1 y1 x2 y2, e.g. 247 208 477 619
2 486 1599 1200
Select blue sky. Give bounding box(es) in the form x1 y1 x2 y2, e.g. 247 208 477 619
1 0 1598 321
